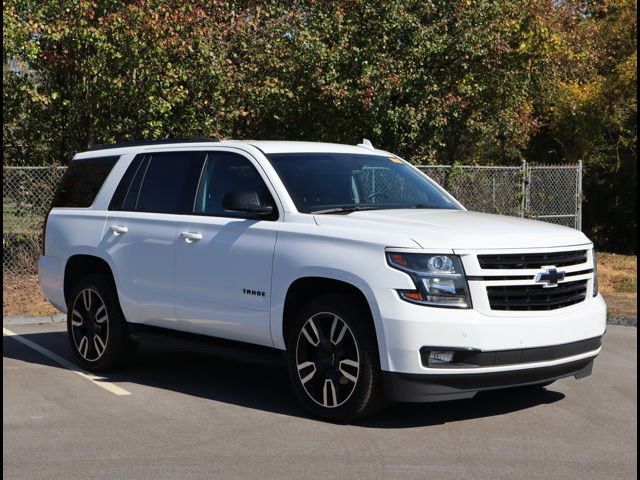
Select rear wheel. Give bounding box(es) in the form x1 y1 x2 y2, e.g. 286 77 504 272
285 294 385 422
67 274 133 371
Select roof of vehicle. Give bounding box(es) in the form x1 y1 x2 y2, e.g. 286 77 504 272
87 137 218 151
73 139 392 160
226 140 388 155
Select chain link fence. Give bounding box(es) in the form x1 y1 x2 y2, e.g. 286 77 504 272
418 162 583 229
418 165 526 218
2 162 582 276
3 167 66 275
525 164 582 228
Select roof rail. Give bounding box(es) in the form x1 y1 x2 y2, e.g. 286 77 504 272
357 138 375 151
87 137 218 151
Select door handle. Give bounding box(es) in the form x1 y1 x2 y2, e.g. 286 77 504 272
180 232 203 243
110 225 128 236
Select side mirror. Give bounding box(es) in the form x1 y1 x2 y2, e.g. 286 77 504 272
222 191 274 216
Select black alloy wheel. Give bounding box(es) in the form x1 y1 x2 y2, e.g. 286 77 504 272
67 274 134 371
295 312 360 408
70 288 110 362
286 294 386 422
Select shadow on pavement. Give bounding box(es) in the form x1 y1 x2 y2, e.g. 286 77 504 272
3 330 565 428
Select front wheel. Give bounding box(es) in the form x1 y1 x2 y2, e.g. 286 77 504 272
285 294 386 422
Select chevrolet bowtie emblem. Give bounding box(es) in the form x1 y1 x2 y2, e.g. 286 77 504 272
535 266 565 288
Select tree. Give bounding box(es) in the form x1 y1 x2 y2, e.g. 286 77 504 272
3 0 637 252
531 0 637 252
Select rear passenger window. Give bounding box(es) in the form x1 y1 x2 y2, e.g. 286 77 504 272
133 152 206 214
108 154 146 211
52 156 119 207
121 156 149 211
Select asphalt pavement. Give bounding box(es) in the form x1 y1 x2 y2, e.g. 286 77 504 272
3 322 637 480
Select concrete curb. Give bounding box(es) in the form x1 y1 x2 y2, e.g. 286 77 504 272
2 314 637 327
3 314 66 326
607 317 637 327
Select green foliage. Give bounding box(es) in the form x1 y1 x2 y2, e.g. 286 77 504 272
2 0 570 163
531 0 637 252
2 0 637 251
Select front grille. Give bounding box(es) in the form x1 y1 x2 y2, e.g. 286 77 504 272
478 250 587 269
487 280 588 311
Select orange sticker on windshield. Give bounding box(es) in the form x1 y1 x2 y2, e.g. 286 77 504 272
389 157 402 163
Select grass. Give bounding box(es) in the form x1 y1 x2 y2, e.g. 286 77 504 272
3 200 44 234
597 252 637 319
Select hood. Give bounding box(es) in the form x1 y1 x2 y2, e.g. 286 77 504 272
313 209 591 250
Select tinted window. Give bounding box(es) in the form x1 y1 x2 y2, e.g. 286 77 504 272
121 156 150 211
194 152 276 219
135 152 206 214
108 154 146 210
52 156 119 207
266 153 459 213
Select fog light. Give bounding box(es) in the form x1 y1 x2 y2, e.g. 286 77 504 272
429 350 455 364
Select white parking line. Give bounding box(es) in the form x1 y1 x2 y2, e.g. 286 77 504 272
3 327 131 396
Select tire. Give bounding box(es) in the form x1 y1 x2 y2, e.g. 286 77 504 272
66 274 133 371
285 293 386 422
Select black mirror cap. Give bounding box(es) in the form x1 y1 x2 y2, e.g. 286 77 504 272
222 191 274 216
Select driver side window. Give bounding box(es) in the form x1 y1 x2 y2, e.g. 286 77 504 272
194 152 277 219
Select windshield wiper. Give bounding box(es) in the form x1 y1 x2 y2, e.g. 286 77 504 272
404 204 432 209
311 204 444 214
310 206 384 214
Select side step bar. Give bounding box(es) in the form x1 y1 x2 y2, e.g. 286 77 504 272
127 324 284 368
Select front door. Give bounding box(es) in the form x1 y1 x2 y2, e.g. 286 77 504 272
174 150 280 346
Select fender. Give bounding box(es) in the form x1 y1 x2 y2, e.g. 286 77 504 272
62 247 121 296
270 266 391 371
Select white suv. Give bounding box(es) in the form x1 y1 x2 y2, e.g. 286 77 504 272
39 139 606 421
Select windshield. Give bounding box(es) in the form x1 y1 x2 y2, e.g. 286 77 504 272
266 153 461 213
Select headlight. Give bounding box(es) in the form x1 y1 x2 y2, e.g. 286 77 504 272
592 247 598 297
386 252 472 308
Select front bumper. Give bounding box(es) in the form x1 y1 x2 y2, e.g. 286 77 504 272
377 289 607 374
383 355 595 403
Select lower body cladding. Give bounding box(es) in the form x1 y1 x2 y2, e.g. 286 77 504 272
377 291 607 402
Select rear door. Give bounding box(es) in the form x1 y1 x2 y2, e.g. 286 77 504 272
104 151 206 327
174 149 280 346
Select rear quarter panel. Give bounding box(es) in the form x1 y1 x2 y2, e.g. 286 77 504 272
39 153 131 313
40 209 111 312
